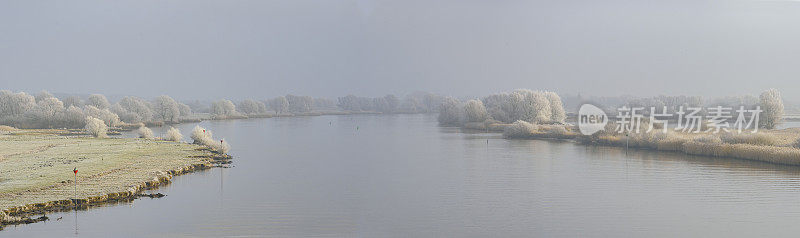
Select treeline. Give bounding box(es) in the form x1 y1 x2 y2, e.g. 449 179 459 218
437 89 567 127
0 89 454 129
0 90 191 129
209 92 447 118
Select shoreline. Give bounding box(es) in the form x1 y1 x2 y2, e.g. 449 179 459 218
0 130 232 229
454 121 800 166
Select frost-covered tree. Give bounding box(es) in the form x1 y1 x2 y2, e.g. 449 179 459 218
61 106 87 128
286 95 313 113
84 105 121 127
152 95 180 123
384 94 399 113
35 97 64 120
515 89 552 123
87 94 111 109
482 93 512 123
35 90 55 102
112 96 153 123
400 92 444 113
313 98 338 111
269 96 289 114
437 97 463 125
237 99 267 115
544 91 566 124
482 89 558 124
21 97 65 128
62 96 84 108
338 95 367 111
759 88 784 129
84 116 108 138
211 99 238 117
463 99 489 123
0 90 35 116
178 103 192 116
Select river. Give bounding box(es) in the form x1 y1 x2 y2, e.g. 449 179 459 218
6 114 800 237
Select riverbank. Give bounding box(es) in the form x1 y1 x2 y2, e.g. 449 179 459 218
455 120 800 166
0 128 228 229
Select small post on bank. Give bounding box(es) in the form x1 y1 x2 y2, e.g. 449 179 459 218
73 167 78 206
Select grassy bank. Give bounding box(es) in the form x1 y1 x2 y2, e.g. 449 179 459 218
0 129 226 227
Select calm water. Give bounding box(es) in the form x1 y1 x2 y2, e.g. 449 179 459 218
6 114 800 237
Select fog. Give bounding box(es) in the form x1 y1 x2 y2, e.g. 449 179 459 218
1 0 799 100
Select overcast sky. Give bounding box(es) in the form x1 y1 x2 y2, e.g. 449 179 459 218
1 0 798 101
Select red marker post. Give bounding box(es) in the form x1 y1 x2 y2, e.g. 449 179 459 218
73 167 78 205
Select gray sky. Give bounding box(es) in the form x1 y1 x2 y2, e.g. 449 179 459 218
1 0 799 101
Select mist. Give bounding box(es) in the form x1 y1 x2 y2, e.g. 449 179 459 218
2 0 800 101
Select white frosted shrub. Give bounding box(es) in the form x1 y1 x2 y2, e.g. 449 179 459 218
137 126 154 139
191 125 230 154
165 127 183 142
191 125 214 145
84 116 108 138
211 139 231 154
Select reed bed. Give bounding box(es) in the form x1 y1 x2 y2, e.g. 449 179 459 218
578 128 800 166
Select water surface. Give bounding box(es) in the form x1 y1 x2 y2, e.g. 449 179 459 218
6 114 800 237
